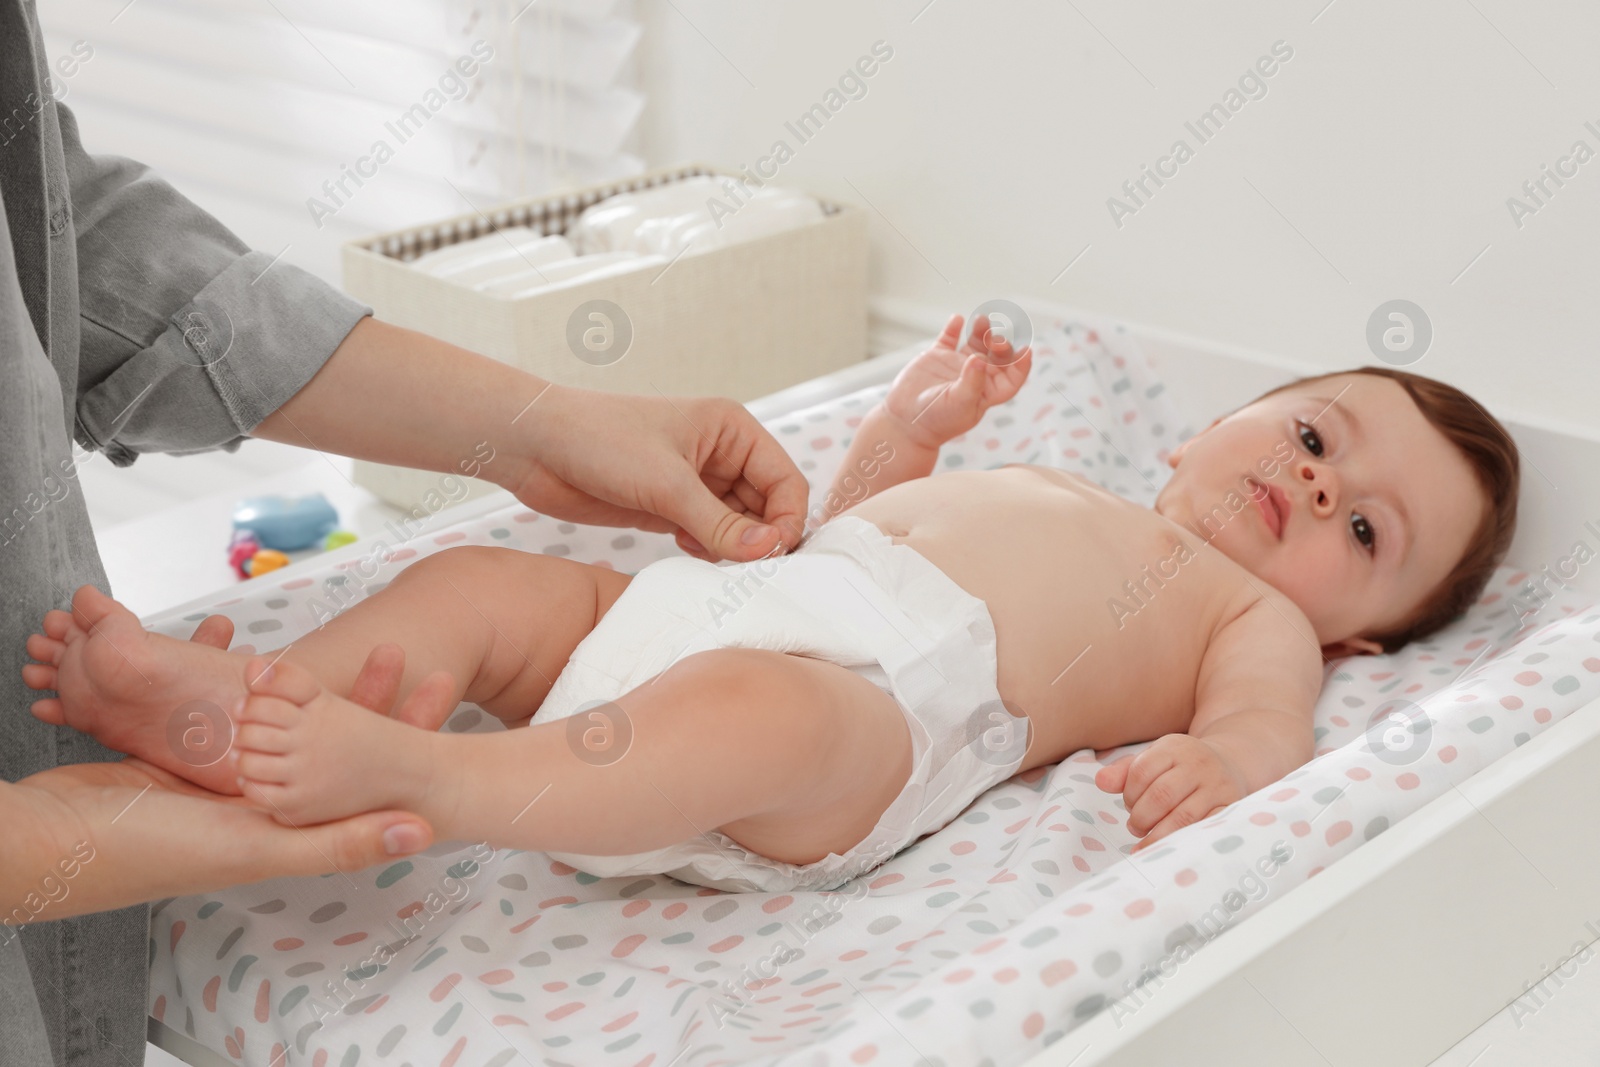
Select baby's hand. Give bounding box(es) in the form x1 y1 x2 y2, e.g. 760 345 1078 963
1094 734 1250 851
881 313 1033 449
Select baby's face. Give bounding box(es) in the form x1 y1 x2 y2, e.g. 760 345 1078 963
1153 374 1486 654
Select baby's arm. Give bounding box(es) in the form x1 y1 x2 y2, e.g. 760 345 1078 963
814 401 933 531
813 314 1032 529
1097 595 1322 848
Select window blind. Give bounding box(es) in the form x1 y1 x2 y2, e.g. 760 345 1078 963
39 0 645 283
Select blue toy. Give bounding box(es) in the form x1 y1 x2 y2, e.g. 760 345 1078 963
231 493 339 552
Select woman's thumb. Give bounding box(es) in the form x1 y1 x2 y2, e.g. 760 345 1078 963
295 811 434 873
665 481 782 563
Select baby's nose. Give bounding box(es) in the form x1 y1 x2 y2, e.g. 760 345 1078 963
1296 461 1337 510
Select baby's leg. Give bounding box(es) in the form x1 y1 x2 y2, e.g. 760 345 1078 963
23 547 630 795
276 546 633 726
235 648 915 866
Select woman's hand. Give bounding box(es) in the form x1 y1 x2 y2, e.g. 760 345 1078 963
1 632 448 924
4 758 433 924
503 387 810 562
188 620 460 732
881 314 1033 450
256 319 809 564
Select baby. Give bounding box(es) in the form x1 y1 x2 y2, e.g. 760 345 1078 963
22 315 1519 893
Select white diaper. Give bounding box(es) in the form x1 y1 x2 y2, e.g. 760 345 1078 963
533 515 1031 893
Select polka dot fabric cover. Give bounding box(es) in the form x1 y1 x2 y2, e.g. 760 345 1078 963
142 319 1600 1067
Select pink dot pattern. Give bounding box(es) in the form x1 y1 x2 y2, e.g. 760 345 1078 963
142 315 1600 1065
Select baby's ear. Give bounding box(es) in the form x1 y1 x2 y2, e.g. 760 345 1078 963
1166 417 1223 468
1322 636 1386 659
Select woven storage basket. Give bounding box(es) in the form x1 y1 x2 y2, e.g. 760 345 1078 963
342 163 868 508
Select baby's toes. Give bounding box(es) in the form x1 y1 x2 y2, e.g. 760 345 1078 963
244 655 321 704
42 609 78 643
236 750 292 786
26 633 64 666
30 698 66 725
236 721 292 755
21 662 57 691
238 692 302 731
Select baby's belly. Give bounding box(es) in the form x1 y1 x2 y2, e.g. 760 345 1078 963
840 472 1234 764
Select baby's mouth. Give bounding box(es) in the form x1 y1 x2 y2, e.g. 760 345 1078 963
1245 477 1285 539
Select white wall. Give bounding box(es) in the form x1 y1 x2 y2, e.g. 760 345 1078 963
637 0 1599 435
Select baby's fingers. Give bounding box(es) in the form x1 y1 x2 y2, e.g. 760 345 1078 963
961 314 992 357
1132 796 1224 851
952 354 988 399
934 314 964 351
1094 754 1134 794
980 329 1016 363
987 347 1033 403
1126 767 1199 836
1117 746 1177 814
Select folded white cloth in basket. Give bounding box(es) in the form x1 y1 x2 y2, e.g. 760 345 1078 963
570 177 823 258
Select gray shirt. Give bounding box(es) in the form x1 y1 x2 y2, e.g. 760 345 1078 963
1 2 371 1063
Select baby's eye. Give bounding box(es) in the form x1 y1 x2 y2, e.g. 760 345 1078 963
1351 512 1377 553
1296 420 1325 457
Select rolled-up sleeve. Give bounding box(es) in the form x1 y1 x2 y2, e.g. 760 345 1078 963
58 104 371 466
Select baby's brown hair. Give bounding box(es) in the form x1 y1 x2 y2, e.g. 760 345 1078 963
1256 366 1520 653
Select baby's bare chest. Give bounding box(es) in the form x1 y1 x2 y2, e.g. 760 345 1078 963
844 468 1253 753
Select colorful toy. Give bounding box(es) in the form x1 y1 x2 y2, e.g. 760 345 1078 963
228 495 353 580
231 493 339 551
244 549 290 577
323 529 358 550
227 529 261 577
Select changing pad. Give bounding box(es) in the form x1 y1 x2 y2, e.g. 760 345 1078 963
142 317 1600 1066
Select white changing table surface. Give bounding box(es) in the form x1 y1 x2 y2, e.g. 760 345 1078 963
83 337 1600 1066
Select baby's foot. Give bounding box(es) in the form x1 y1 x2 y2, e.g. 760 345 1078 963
23 585 251 795
233 657 434 826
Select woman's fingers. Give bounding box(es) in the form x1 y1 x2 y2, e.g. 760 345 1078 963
347 643 406 715
189 614 235 650
727 479 767 519
392 670 460 732
718 412 810 546
656 400 809 560
674 530 711 559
